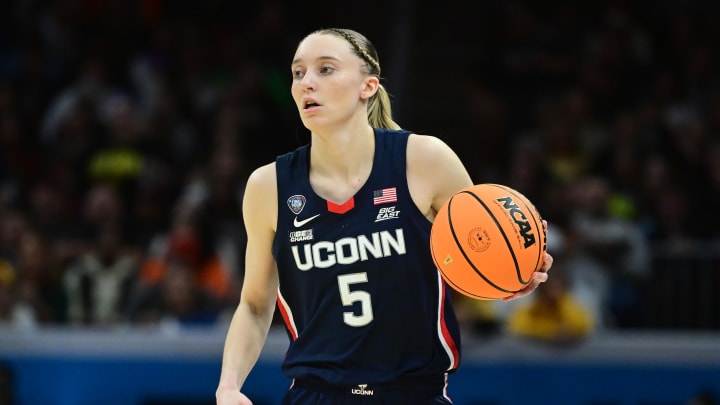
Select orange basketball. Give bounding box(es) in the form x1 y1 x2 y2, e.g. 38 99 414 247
430 183 547 300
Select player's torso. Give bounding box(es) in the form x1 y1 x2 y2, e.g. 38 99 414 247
272 129 461 384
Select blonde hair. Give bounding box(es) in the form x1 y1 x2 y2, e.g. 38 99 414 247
311 28 401 130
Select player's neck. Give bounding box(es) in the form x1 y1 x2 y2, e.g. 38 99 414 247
311 125 374 174
309 125 375 197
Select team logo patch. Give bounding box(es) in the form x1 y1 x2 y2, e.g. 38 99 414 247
351 384 374 396
375 206 400 222
287 195 306 215
289 229 313 243
294 214 320 228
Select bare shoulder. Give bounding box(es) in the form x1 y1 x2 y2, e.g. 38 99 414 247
406 133 473 217
246 162 277 191
243 162 278 230
407 133 469 180
407 133 456 164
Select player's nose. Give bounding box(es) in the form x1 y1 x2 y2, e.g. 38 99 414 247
300 72 316 92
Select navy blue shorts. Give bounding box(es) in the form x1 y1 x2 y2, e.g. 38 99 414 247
281 376 454 405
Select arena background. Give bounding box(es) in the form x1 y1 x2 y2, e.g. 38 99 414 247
0 0 719 404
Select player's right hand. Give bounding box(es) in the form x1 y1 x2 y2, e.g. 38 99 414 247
216 387 253 405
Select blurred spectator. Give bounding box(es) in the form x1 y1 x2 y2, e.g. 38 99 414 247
502 135 548 218
125 159 179 250
177 135 248 298
127 203 237 324
452 292 501 337
11 229 66 326
63 226 139 326
704 141 720 238
462 84 511 183
506 265 594 346
40 56 112 148
26 182 87 266
129 254 223 327
86 93 145 186
537 99 592 184
0 263 14 321
40 94 102 201
82 183 125 236
567 176 650 328
0 211 28 323
0 110 42 191
0 211 29 270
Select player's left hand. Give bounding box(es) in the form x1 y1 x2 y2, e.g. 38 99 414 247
502 220 553 301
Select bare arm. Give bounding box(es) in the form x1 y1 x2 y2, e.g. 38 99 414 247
406 134 552 301
406 134 474 221
216 163 279 405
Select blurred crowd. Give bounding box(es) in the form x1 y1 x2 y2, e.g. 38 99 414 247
0 0 719 340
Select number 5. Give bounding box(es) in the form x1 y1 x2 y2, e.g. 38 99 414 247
337 273 374 327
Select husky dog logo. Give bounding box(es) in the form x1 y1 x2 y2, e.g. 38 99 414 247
287 195 306 215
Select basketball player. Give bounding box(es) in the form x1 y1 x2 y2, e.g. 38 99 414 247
215 28 553 405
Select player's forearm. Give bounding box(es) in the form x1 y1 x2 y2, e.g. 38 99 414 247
217 302 275 391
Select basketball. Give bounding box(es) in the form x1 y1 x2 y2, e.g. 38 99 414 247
430 183 547 300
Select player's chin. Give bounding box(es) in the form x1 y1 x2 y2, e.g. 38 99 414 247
300 116 332 133
299 117 315 130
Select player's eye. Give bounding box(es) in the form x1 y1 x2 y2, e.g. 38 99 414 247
319 66 335 75
292 68 305 79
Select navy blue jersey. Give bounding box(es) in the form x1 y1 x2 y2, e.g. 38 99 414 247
272 128 461 385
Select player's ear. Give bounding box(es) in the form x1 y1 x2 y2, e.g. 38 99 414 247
360 76 379 100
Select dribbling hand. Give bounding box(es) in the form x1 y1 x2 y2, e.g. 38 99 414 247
502 220 553 301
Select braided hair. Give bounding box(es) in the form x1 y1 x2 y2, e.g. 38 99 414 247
312 28 401 130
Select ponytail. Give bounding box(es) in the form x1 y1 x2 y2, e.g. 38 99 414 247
368 84 401 130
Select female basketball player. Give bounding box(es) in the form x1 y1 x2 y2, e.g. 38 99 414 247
216 28 553 405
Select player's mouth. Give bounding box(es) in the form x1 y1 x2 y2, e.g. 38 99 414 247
302 98 321 112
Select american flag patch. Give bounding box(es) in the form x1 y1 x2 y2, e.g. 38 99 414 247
373 187 397 205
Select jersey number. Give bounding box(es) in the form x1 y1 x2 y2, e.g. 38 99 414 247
337 273 374 327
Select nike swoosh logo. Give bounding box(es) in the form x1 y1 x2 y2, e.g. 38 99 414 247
293 214 321 228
